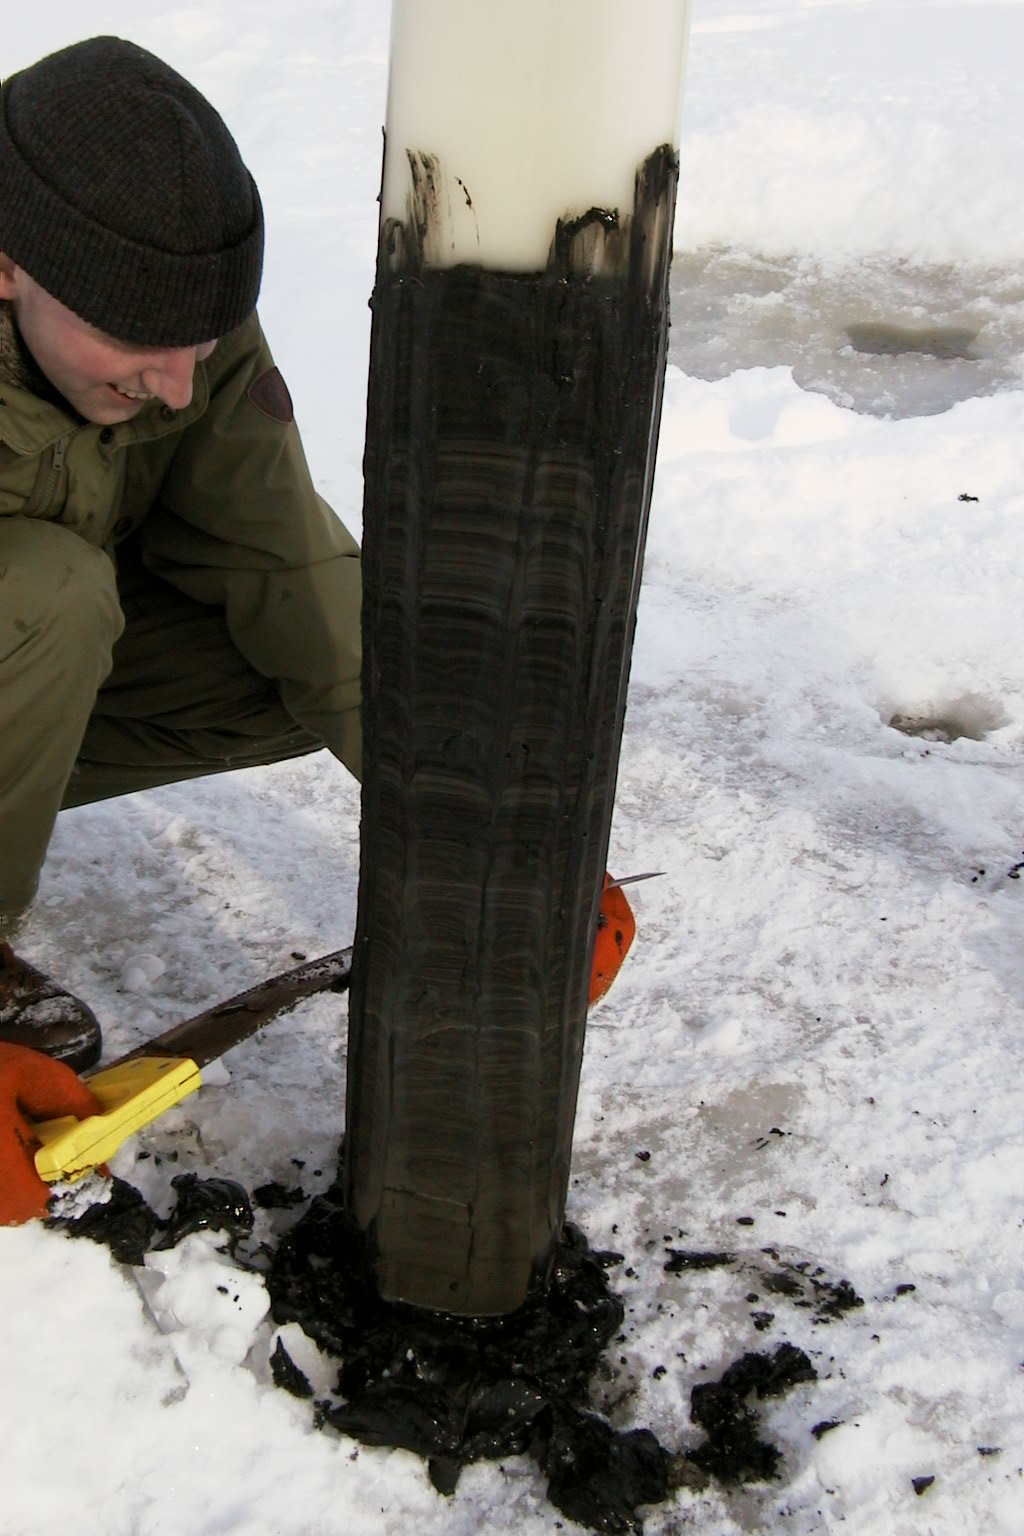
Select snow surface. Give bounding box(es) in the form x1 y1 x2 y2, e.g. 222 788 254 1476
3 2 1024 1534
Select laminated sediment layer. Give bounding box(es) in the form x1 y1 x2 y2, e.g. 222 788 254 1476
347 149 677 1316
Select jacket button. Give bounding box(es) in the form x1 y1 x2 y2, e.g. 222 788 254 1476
99 426 115 444
160 405 177 422
113 518 134 539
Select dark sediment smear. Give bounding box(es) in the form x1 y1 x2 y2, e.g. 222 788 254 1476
269 1192 668 1532
56 1173 833 1533
50 1173 253 1265
689 1345 818 1484
349 147 678 1317
267 1180 818 1532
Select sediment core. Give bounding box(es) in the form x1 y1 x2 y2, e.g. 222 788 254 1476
347 149 677 1315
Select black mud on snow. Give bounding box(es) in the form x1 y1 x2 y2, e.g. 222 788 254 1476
689 1344 818 1485
54 1169 831 1532
50 1172 253 1264
267 1179 818 1533
268 1186 665 1532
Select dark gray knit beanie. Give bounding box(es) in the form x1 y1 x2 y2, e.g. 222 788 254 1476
0 37 264 346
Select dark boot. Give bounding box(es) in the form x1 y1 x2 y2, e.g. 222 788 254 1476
0 943 102 1073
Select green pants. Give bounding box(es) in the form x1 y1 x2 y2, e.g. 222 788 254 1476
0 517 322 922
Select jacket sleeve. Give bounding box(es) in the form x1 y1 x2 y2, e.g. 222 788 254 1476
138 313 362 780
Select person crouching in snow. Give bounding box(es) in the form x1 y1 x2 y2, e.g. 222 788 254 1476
0 37 362 1215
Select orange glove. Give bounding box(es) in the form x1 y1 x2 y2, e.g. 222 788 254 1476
588 873 637 1006
0 1043 102 1225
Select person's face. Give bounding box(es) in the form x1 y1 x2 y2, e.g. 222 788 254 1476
0 256 217 424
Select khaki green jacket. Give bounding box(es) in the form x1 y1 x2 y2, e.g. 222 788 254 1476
0 306 361 778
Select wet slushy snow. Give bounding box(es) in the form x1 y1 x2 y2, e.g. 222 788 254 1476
670 250 1024 418
2 2 1023 1534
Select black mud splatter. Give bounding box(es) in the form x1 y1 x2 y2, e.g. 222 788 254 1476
50 1173 252 1263
50 1176 161 1265
754 1251 864 1324
812 1418 843 1440
270 1337 314 1399
267 1182 666 1533
664 1249 735 1274
763 1270 804 1298
809 1277 863 1321
253 1180 307 1210
689 1344 818 1485
155 1174 253 1251
265 1177 838 1530
54 1173 854 1532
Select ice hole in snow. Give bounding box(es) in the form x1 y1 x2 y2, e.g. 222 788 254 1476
885 692 1010 743
669 250 1024 419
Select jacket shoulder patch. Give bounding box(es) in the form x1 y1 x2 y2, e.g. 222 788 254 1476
247 366 294 423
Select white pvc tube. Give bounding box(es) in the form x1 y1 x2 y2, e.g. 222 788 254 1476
381 0 691 271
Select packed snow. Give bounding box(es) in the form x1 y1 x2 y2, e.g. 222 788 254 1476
2 2 1023 1534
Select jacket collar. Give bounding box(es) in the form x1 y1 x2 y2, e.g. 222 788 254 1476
0 300 64 405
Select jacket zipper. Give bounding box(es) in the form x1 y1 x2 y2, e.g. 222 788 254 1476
23 434 70 519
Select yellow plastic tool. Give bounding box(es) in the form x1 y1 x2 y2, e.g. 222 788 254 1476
26 946 352 1184
33 1057 201 1184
